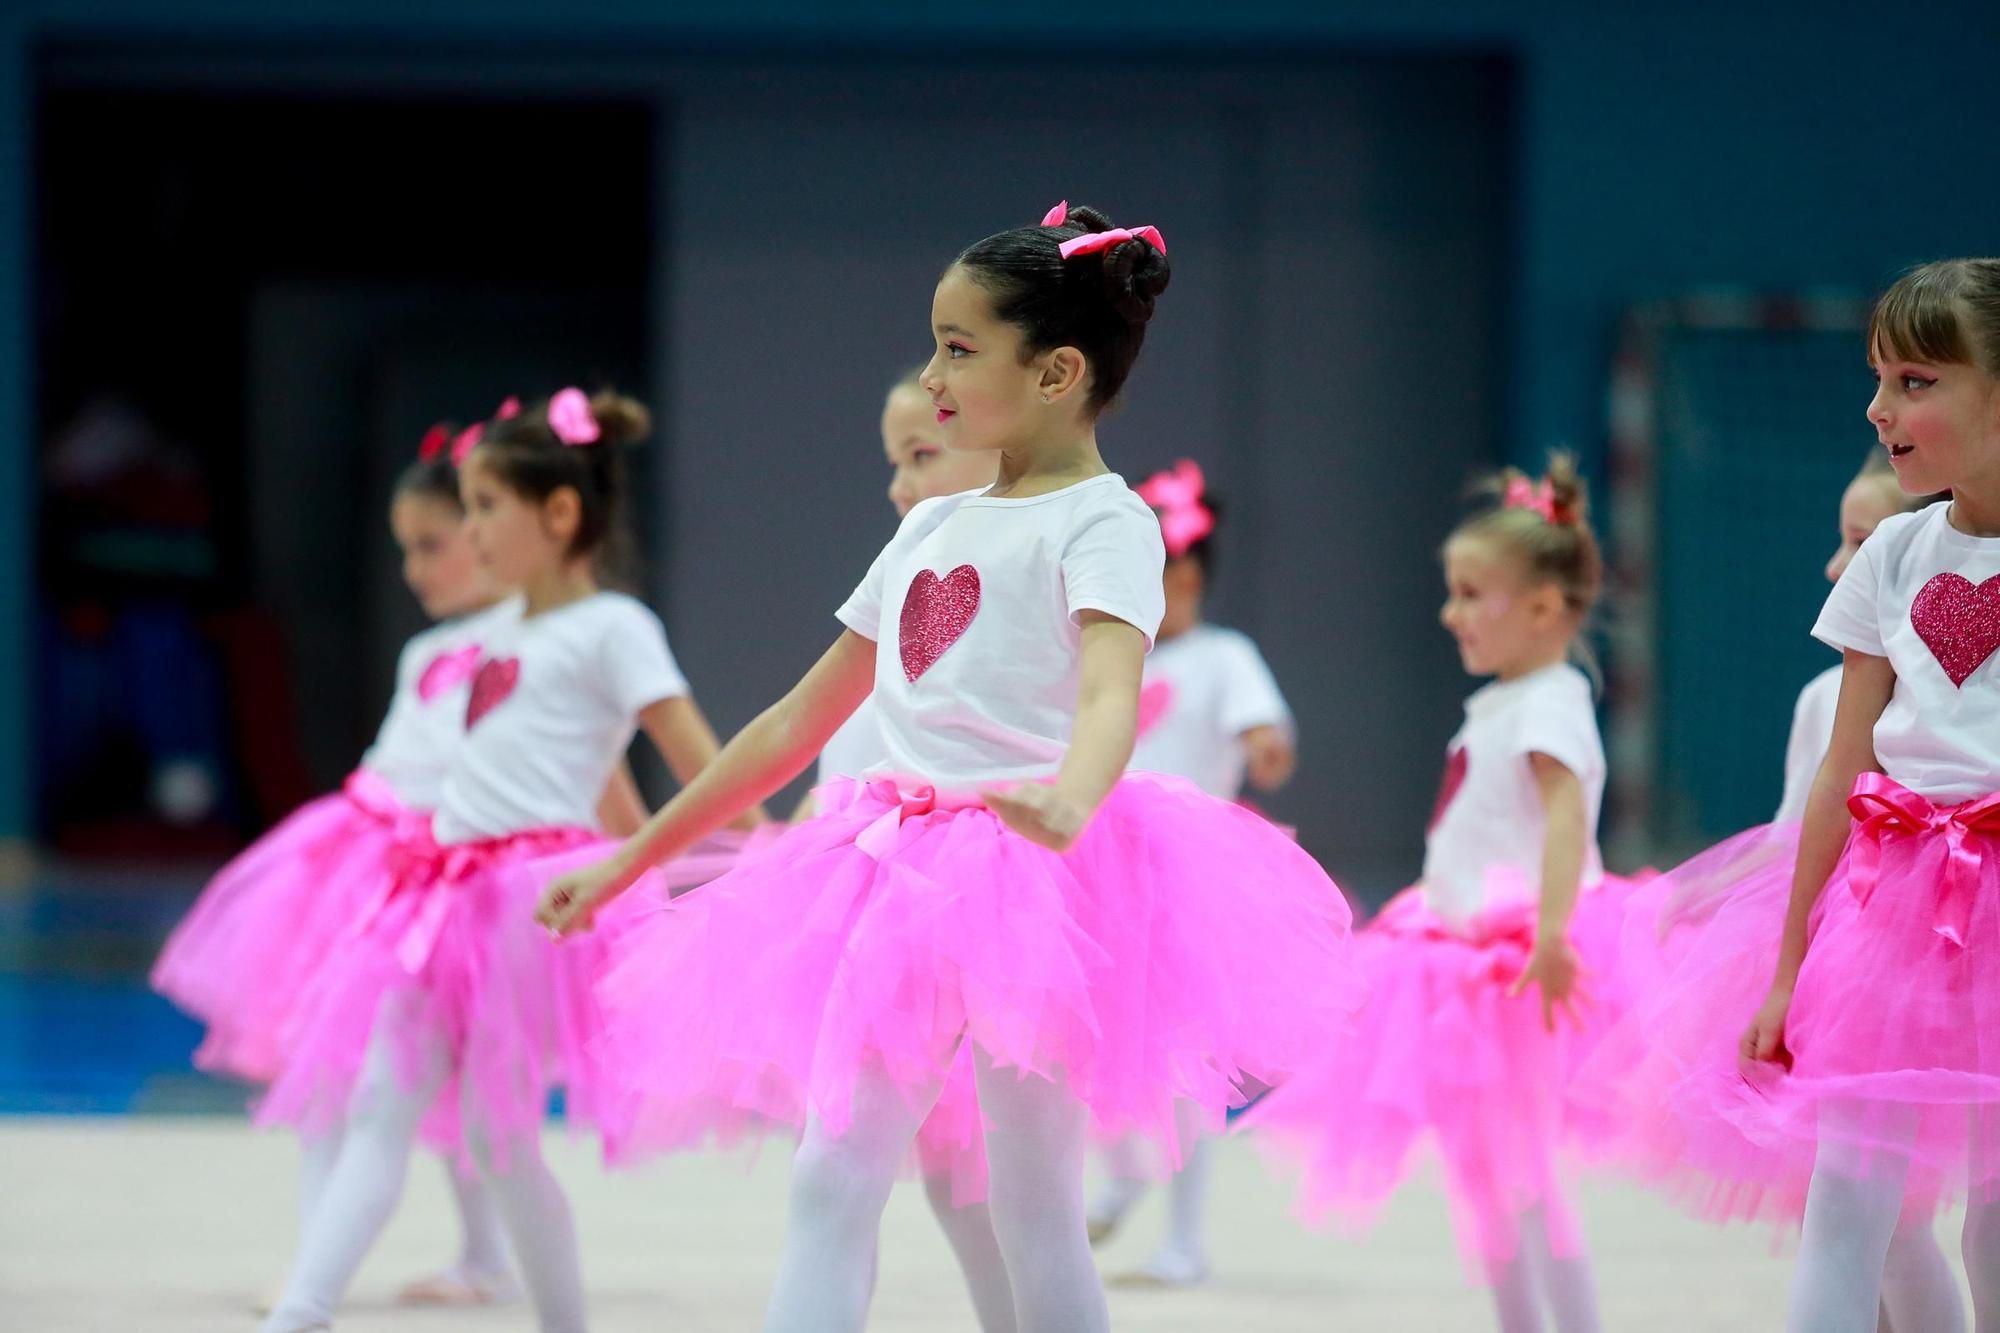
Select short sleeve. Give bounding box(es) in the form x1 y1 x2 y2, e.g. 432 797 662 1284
1217 634 1293 737
1774 671 1838 823
599 600 690 715
1513 672 1600 781
1812 531 1886 656
1062 493 1166 649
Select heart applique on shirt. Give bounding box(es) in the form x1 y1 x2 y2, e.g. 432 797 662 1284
899 565 982 683
1910 572 2000 687
1427 746 1469 833
416 644 482 703
465 657 520 729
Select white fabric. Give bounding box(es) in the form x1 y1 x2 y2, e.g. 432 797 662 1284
1420 663 1606 928
1788 1158 1907 1333
359 598 522 809
1776 665 1842 823
1880 1212 1965 1333
836 475 1165 791
1813 501 2000 802
1129 624 1291 799
435 592 688 844
815 695 885 787
918 1175 1017 1332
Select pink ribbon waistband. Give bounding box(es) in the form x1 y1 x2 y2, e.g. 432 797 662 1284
829 778 987 863
1846 773 2000 948
352 822 594 974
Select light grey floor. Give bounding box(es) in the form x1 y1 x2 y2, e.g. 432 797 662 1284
0 1116 1961 1329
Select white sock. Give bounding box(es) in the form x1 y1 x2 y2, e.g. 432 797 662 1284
445 1159 514 1282
1963 1196 2000 1333
1876 1208 1964 1333
1138 1132 1213 1282
464 1112 587 1333
1087 1134 1150 1230
262 1005 450 1333
1789 1160 1908 1333
764 1067 942 1333
297 1124 344 1242
1520 1197 1601 1333
922 1172 1018 1333
974 1050 1109 1333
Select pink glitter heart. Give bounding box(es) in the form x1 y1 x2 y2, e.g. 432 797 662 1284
899 565 981 683
465 657 520 729
1427 746 1468 833
1911 572 2000 687
1135 679 1176 739
416 644 482 703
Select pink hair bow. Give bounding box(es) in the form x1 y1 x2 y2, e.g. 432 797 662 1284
1059 224 1166 261
1040 200 1069 226
547 387 600 446
417 423 452 463
447 397 524 466
1135 459 1215 558
1504 476 1559 523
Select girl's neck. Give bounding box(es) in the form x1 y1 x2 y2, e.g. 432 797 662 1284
520 562 598 618
989 426 1108 499
1948 477 2000 538
1492 642 1570 684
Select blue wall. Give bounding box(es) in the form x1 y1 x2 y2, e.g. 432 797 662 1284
7 0 1998 840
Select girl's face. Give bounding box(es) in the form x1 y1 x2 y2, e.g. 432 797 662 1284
1439 534 1565 678
881 383 997 516
1825 474 1904 585
459 452 574 588
919 265 1067 454
1866 342 2000 498
389 491 492 620
1159 554 1205 641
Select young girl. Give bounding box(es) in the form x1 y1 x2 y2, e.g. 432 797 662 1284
537 201 1357 1331
1248 454 1625 1333
1612 259 2000 1332
255 388 746 1333
1086 457 1296 1288
152 424 526 1309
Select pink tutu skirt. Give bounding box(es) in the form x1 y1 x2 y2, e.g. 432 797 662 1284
1246 872 1645 1278
587 773 1359 1170
254 821 600 1159
151 771 420 1083
1604 775 2000 1225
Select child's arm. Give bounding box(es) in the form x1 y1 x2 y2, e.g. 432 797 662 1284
596 761 649 838
1742 649 1893 1065
1508 752 1589 1032
637 695 769 831
1242 724 1297 792
983 613 1144 852
538 631 878 934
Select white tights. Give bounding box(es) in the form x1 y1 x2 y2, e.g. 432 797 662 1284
765 1049 1107 1333
296 1129 512 1284
261 997 584 1332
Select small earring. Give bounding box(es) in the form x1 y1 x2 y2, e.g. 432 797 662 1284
1039 393 1052 404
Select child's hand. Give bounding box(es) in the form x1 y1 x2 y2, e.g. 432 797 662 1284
1508 937 1590 1033
1740 985 1795 1070
1243 725 1297 792
536 855 626 938
982 784 1090 853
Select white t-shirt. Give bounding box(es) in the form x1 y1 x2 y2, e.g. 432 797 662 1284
1812 501 2000 803
815 695 885 786
1128 623 1292 799
1419 662 1607 928
836 474 1166 791
1775 664 1841 823
433 592 689 844
359 598 523 810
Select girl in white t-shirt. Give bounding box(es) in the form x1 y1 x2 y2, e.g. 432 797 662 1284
1609 259 2000 1332
257 390 747 1333
155 418 540 1310
537 201 1357 1331
1086 457 1295 1288
1250 453 1636 1333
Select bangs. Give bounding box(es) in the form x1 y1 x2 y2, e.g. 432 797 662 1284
1869 265 1973 367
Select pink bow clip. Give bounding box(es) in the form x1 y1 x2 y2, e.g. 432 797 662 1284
417 423 452 463
1058 224 1166 261
1504 477 1559 523
1135 459 1215 558
447 395 524 465
1846 773 2000 949
1040 200 1069 227
547 387 599 446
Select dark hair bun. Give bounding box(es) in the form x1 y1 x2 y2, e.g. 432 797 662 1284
586 391 651 447
1103 236 1171 327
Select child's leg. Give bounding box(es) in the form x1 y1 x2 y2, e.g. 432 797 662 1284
463 1105 586 1333
1789 1108 1914 1333
920 1172 1018 1332
1519 1190 1602 1333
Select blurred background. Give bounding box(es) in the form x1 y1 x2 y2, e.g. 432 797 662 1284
2 1 1996 1118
